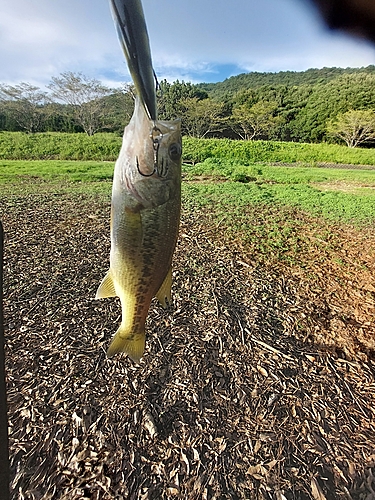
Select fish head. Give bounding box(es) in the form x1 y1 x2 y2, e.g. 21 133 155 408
115 97 181 212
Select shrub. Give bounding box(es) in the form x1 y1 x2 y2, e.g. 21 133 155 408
182 137 375 165
0 132 122 160
1 132 375 165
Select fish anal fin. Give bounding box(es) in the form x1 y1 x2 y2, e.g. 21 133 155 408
107 327 145 363
155 267 172 309
96 271 117 299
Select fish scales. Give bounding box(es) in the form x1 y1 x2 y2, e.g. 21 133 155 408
97 96 181 362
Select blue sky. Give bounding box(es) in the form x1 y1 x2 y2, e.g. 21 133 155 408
1 0 374 89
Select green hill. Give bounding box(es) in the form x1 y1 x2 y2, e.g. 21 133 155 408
197 65 375 98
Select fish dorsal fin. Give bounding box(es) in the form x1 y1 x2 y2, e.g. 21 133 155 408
96 271 117 299
155 267 172 308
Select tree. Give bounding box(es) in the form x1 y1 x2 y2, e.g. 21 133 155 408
102 84 135 133
179 97 225 138
42 102 80 133
48 72 112 135
0 82 49 133
327 109 375 147
289 73 375 142
230 100 284 140
157 80 208 120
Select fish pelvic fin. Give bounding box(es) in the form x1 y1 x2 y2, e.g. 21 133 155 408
107 327 145 364
96 270 117 299
155 267 172 308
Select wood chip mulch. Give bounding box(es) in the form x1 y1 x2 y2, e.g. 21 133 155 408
1 185 374 500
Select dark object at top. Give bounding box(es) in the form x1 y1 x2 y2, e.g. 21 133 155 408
310 0 375 43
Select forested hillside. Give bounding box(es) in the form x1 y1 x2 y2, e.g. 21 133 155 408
1 67 375 146
197 66 375 144
196 66 375 96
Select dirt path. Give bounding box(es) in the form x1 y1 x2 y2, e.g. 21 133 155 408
269 162 375 170
1 188 374 499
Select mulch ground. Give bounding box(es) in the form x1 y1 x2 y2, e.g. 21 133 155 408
1 184 374 500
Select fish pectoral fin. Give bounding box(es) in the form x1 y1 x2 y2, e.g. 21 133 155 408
95 271 117 299
107 328 145 364
155 267 172 309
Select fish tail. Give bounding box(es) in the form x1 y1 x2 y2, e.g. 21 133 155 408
107 326 145 363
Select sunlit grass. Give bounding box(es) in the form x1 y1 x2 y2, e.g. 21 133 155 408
0 160 115 184
1 159 375 226
182 158 375 225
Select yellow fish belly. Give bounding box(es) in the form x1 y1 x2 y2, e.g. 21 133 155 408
96 197 180 362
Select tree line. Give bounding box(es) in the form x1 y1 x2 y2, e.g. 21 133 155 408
1 67 375 147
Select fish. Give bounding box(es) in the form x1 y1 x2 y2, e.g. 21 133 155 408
96 0 182 362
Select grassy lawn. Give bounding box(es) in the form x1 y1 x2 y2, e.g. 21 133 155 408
0 160 115 184
1 158 374 271
1 159 375 228
184 159 375 225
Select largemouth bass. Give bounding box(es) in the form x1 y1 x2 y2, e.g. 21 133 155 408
96 0 181 362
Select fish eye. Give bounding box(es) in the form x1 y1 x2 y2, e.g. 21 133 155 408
168 142 182 161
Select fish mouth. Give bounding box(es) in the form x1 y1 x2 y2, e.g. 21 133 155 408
109 0 157 120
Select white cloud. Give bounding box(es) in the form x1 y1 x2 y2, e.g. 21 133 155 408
0 0 374 89
0 0 121 86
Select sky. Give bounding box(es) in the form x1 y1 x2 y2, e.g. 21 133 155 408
1 0 375 90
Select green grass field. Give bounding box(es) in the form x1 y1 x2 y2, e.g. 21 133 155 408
0 133 374 226
183 158 375 225
2 131 375 165
0 160 114 184
1 158 374 268
1 158 374 226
